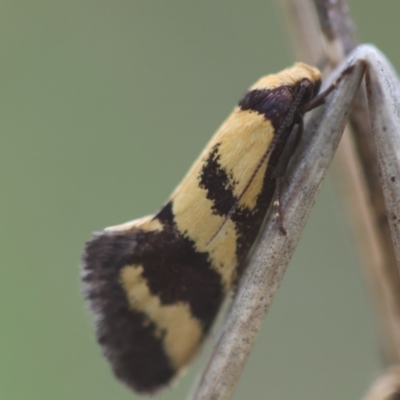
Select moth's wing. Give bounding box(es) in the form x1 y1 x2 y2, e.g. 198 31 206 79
81 207 224 393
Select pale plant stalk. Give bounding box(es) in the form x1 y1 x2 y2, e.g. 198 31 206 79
279 0 400 398
279 0 400 365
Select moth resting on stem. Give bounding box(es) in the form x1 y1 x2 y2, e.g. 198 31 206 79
81 44 400 400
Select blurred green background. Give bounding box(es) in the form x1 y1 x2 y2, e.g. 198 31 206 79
2 1 400 399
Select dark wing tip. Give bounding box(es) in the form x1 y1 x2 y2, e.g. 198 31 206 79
81 231 177 393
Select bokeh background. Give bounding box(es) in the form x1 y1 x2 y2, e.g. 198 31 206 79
2 2 400 399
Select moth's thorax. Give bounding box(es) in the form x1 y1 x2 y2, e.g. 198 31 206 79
251 62 321 91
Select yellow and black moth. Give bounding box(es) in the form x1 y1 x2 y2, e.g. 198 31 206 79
81 63 324 393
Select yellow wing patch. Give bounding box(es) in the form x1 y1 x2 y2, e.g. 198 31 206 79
105 214 163 233
216 111 274 210
120 264 203 370
172 170 238 289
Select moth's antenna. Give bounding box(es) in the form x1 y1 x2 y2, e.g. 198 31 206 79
206 82 309 246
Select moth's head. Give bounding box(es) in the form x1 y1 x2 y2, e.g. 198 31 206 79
250 63 322 105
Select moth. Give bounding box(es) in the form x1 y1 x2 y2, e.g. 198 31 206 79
81 62 356 394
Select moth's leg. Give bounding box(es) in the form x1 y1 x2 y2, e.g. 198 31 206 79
352 45 400 268
273 179 286 235
274 123 304 179
272 122 303 235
